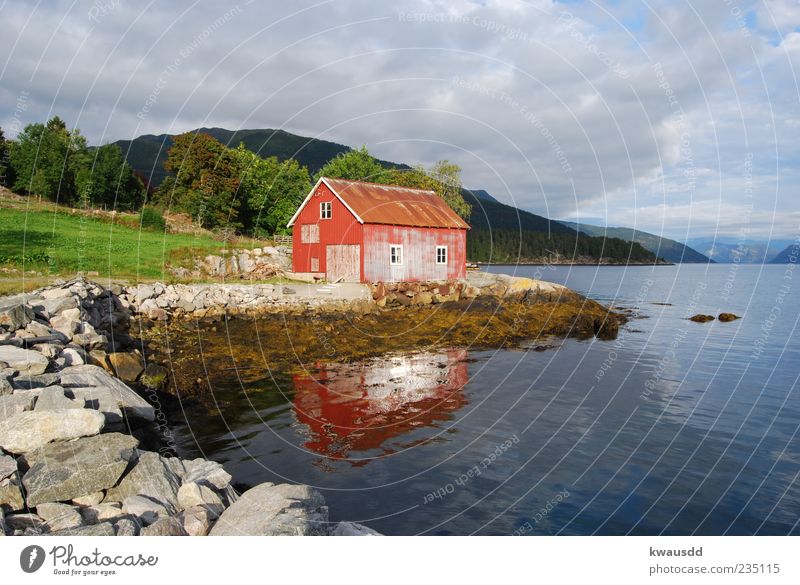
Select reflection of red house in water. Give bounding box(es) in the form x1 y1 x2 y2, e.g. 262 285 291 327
292 350 470 462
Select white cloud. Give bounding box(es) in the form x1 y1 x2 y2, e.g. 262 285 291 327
0 0 797 238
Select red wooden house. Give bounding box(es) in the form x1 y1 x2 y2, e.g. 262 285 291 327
287 177 469 283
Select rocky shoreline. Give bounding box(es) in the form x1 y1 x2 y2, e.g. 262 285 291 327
0 279 378 536
1 273 622 536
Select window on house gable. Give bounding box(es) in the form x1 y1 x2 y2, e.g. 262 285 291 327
320 201 332 219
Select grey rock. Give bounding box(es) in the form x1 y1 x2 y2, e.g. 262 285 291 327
0 301 33 332
112 516 140 536
121 495 168 525
48 522 115 536
330 521 382 536
0 346 49 376
135 285 156 304
71 331 108 351
31 343 62 359
59 365 155 422
80 502 123 524
21 432 138 507
209 482 328 536
5 513 45 534
36 502 84 532
0 373 11 397
0 511 6 536
178 505 217 536
37 295 79 316
0 393 36 424
0 408 105 453
34 386 84 411
25 320 55 337
0 472 24 512
140 515 188 536
0 454 16 481
60 347 85 366
70 386 123 425
177 482 224 514
11 372 61 389
70 491 105 506
105 451 180 512
182 458 232 490
49 309 81 337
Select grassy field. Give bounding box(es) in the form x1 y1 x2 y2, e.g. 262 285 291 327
0 198 279 293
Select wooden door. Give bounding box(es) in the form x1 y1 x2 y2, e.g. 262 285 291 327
326 244 360 282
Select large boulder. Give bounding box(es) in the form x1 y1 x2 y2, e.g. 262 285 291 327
33 386 85 411
104 451 181 512
0 409 105 453
0 473 24 512
0 346 49 376
21 432 138 507
209 482 328 536
177 481 224 514
0 301 33 332
140 516 188 536
59 365 155 422
106 352 144 383
178 505 217 536
330 521 382 536
0 393 36 424
48 522 115 536
121 495 168 525
35 502 83 532
181 458 232 490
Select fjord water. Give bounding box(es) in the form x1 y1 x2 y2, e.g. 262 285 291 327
171 264 800 535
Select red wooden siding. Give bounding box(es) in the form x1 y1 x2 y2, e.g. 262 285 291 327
362 224 466 282
291 182 362 276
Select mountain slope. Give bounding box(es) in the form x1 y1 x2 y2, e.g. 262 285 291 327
768 243 799 264
560 221 712 263
113 127 358 188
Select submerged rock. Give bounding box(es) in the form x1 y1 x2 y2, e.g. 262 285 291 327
330 521 382 536
718 312 740 322
689 314 715 323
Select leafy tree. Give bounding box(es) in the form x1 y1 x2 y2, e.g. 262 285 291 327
233 144 310 235
0 127 11 188
315 145 391 183
10 117 87 204
76 144 145 211
156 132 242 231
317 146 472 220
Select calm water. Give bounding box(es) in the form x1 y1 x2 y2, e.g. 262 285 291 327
170 264 800 535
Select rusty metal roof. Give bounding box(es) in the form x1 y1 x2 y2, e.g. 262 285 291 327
323 177 470 229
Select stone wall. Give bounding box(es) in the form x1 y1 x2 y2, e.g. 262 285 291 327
170 245 292 280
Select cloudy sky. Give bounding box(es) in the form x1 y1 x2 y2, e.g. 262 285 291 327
1 0 798 240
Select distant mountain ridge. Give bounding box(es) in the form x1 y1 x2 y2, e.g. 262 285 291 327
560 221 712 264
686 238 794 264
768 242 800 264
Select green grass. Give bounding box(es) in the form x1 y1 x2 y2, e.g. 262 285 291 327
0 206 230 282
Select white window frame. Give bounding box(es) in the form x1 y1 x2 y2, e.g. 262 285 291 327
436 245 447 265
390 244 403 265
320 201 332 219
